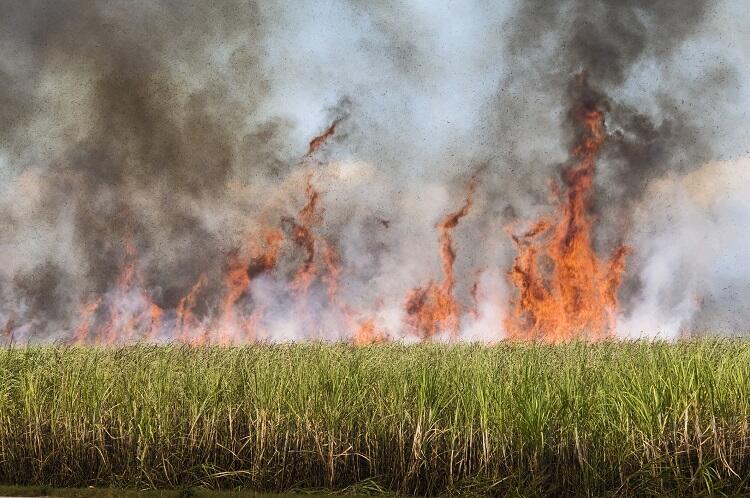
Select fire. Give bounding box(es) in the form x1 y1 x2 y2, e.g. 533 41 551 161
212 228 284 344
70 226 284 345
46 77 632 346
285 175 384 343
504 74 628 341
72 297 102 344
404 180 475 339
353 318 381 346
306 119 340 157
290 174 322 297
175 273 208 342
322 241 384 344
71 235 164 345
215 249 253 343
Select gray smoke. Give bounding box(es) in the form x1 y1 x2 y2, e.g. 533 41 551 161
0 0 746 342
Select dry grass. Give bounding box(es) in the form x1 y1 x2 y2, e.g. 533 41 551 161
1 341 750 496
0 484 308 498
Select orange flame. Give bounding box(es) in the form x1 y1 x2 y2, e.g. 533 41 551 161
70 226 284 345
291 174 322 297
214 248 252 343
91 235 164 344
322 241 384 344
175 273 208 342
57 100 634 346
63 124 360 345
284 173 382 342
353 318 381 346
145 303 164 341
214 228 284 344
404 180 475 339
306 119 340 157
505 75 628 341
72 297 101 344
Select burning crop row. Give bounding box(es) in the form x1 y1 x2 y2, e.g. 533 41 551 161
1 75 638 345
0 0 741 344
0 3 745 496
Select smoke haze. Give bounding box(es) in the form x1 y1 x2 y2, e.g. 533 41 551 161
0 0 748 342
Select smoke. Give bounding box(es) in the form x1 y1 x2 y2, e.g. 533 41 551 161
480 0 746 338
0 0 746 342
620 156 750 338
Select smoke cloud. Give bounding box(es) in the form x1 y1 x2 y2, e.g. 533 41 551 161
0 0 747 342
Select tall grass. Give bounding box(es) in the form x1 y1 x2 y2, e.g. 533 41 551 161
1 342 750 496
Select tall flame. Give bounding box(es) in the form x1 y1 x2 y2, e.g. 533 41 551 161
175 273 208 342
290 174 322 297
404 180 475 339
504 74 628 341
35 78 634 347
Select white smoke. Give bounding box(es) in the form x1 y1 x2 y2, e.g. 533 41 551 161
619 156 750 339
0 1 748 342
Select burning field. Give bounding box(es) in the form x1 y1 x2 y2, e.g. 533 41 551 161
0 0 748 345
1 0 750 495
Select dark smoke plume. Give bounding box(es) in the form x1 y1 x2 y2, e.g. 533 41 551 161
490 0 743 336
0 1 743 341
